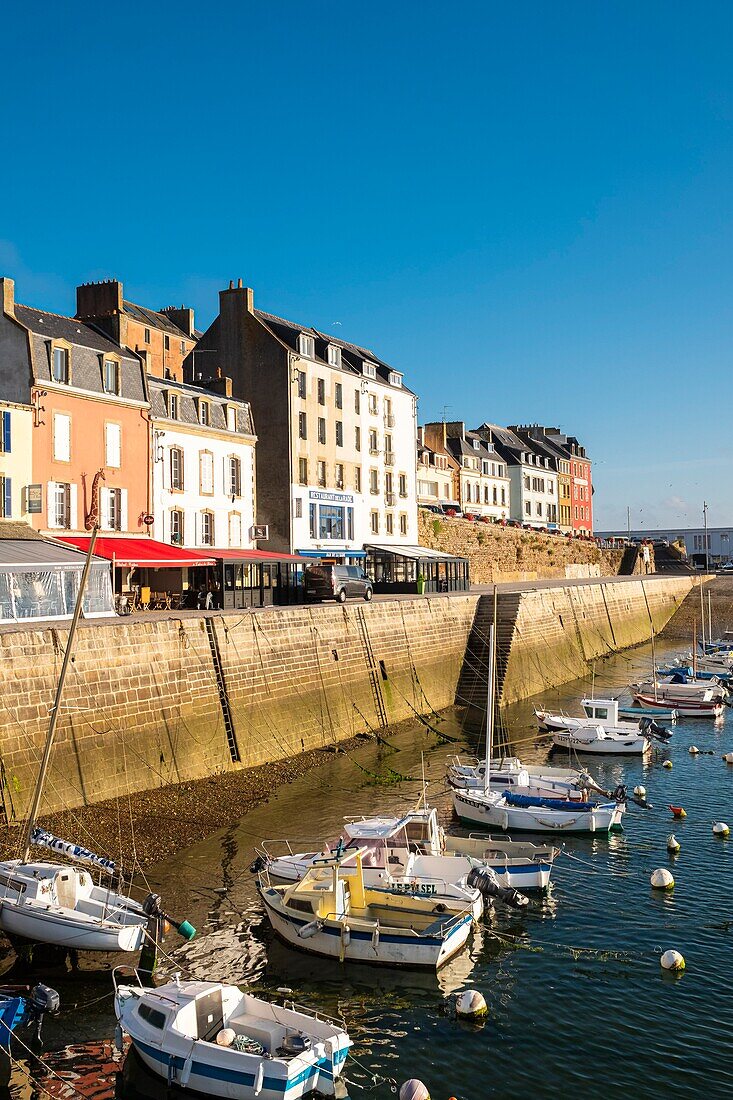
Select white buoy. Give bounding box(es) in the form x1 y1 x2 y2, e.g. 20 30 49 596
689 745 699 755
650 868 675 890
713 821 730 837
400 1082 430 1100
723 753 733 764
455 989 488 1019
663 760 673 769
666 834 681 853
660 949 685 971
634 785 646 797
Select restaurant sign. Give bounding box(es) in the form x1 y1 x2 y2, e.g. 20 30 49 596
26 484 42 513
309 490 354 504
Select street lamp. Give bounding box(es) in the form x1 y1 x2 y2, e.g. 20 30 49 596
703 501 709 573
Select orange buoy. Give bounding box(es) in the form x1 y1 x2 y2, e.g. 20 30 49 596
669 805 687 819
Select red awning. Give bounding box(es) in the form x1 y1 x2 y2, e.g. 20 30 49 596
206 548 310 563
58 537 216 568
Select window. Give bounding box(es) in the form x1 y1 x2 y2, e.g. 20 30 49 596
385 434 393 463
399 473 407 498
103 359 119 394
336 421 343 447
363 361 377 379
347 507 354 540
317 460 327 487
524 501 531 516
548 481 554 495
389 372 402 387
536 502 542 516
170 509 184 544
226 406 236 431
144 327 151 344
493 486 498 505
335 382 343 408
370 469 379 495
168 393 179 420
327 345 342 367
180 340 186 355
297 371 306 399
298 333 315 358
138 1003 166 1030
368 394 378 415
170 447 184 490
0 411 10 454
385 471 393 497
200 451 214 494
484 486 489 504
370 511 379 534
318 418 326 445
335 462 344 488
355 426 361 452
369 429 378 455
52 482 71 528
53 413 71 462
317 378 325 405
298 457 308 485
524 475 530 491
309 503 317 538
386 513 394 534
354 389 361 414
228 456 241 497
0 476 11 519
105 488 123 531
299 411 307 440
164 335 170 351
354 466 361 492
105 423 121 468
199 401 210 426
200 511 214 546
399 514 407 536
319 504 345 540
229 512 242 546
52 347 69 384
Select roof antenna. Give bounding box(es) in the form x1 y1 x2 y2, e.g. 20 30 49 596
442 405 451 423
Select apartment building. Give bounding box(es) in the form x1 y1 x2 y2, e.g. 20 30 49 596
474 423 558 528
188 281 418 556
424 421 511 519
148 376 256 550
0 400 33 521
416 427 457 508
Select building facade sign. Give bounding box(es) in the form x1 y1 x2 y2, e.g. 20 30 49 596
308 490 354 504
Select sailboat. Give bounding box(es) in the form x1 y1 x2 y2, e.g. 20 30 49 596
0 529 194 954
451 624 626 834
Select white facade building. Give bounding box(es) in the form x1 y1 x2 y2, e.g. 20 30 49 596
148 378 256 550
474 424 558 529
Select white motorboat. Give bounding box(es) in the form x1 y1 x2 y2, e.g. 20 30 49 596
442 835 558 891
451 624 627 834
447 755 586 793
114 972 351 1098
258 847 475 970
535 698 660 755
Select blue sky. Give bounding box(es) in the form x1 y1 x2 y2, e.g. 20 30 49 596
4 1 733 530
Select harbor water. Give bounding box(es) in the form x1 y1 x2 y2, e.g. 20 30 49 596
6 639 733 1098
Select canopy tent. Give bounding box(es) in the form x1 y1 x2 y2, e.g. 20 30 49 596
0 531 114 623
58 536 215 568
363 543 470 594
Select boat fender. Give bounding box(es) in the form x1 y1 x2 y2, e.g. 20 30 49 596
669 805 686 818
217 1028 236 1046
650 868 674 890
180 1048 194 1087
400 1081 430 1100
689 745 700 755
722 753 733 764
114 1024 124 1053
666 834 681 853
298 919 324 939
663 760 673 769
254 1060 265 1096
612 785 627 803
633 785 646 797
713 821 730 837
372 923 380 952
660 949 685 972
455 989 488 1019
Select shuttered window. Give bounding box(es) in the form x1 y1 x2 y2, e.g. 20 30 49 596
200 452 214 494
53 414 71 462
0 477 11 518
0 411 11 453
105 423 121 468
170 448 184 490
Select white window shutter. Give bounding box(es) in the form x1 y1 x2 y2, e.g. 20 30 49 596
101 488 110 530
120 489 128 532
47 482 59 528
69 483 78 530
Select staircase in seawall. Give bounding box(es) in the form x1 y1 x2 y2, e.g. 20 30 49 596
456 592 522 735
653 544 695 574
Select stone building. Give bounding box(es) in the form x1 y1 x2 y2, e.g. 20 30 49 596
416 426 458 509
148 375 257 550
0 277 150 537
474 423 558 528
423 421 511 520
188 281 419 557
509 425 571 534
76 279 198 382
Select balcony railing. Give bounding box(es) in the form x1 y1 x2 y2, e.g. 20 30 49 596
369 447 380 456
386 492 395 506
385 451 395 466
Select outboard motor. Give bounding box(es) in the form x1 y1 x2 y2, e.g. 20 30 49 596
466 867 529 910
281 1032 312 1055
28 983 60 1042
249 854 267 874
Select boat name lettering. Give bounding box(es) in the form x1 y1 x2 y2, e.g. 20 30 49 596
393 883 437 895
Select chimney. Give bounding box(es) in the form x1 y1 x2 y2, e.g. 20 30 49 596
161 305 195 338
206 374 233 397
76 278 124 320
0 277 14 318
220 281 254 313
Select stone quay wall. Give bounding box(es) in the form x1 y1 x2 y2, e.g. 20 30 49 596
0 596 479 820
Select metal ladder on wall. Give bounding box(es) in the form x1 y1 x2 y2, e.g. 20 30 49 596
355 607 388 730
205 618 240 762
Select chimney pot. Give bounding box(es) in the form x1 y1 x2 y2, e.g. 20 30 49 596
238 278 243 288
229 280 234 290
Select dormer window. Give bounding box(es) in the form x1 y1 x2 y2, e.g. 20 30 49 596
103 359 120 395
168 392 179 420
363 361 377 380
473 439 480 450
327 344 342 367
388 371 402 388
198 400 210 426
298 333 315 359
52 347 69 384
226 406 237 432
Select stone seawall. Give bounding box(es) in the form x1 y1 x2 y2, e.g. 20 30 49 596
0 596 479 820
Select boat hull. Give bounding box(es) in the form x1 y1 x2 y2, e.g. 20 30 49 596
0 901 145 953
632 692 723 718
550 730 649 755
453 790 624 834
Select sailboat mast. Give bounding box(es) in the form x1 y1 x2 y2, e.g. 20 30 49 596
22 527 100 862
700 582 706 653
651 624 657 701
708 590 713 645
692 619 697 679
484 623 495 795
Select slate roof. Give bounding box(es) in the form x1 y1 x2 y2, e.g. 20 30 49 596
14 305 147 402
147 377 255 436
123 300 191 338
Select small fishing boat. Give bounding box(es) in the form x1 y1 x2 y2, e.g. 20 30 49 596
442 835 558 891
549 725 650 756
114 972 351 1098
447 755 586 793
630 679 726 718
258 847 475 970
0 983 59 1086
535 697 670 754
617 702 678 722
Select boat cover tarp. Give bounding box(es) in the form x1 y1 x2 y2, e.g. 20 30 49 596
504 792 599 812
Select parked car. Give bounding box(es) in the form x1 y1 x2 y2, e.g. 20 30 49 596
418 504 445 515
305 564 373 603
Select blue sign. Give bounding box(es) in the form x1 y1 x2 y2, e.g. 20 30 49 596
309 490 354 504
